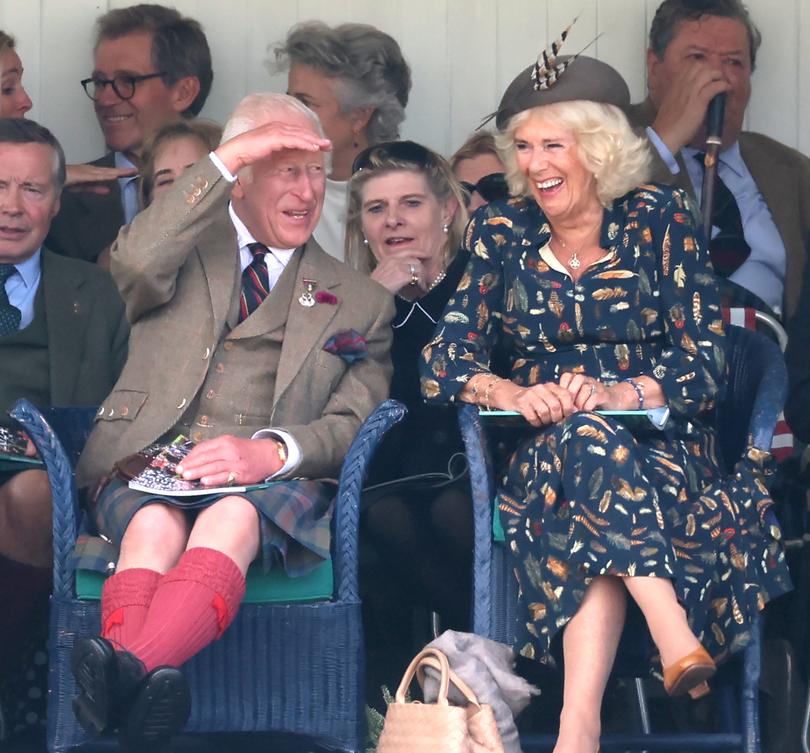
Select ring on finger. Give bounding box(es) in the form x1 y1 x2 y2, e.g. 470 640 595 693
408 264 418 286
226 471 237 485
589 384 596 398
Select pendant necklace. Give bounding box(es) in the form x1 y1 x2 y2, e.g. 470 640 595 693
552 218 602 271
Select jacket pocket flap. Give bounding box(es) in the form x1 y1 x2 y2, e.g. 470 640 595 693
96 390 148 422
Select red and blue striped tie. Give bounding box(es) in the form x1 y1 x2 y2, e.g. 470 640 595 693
239 243 270 322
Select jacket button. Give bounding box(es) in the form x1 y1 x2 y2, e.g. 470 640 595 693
203 347 211 360
107 408 115 417
206 389 215 400
176 398 187 410
192 431 203 442
215 363 225 373
223 341 234 351
120 406 129 417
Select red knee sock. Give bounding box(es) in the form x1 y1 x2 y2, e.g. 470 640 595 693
101 567 162 649
120 547 245 671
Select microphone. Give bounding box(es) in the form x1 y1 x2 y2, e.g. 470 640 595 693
705 92 726 147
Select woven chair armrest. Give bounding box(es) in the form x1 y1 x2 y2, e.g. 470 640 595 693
746 336 788 451
10 398 79 598
334 399 407 603
457 403 498 636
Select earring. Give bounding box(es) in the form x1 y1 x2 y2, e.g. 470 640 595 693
363 236 369 245
442 223 449 234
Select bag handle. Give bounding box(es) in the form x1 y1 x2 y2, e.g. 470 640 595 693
416 655 482 708
394 647 451 704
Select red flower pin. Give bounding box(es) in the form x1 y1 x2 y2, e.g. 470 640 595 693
315 291 338 305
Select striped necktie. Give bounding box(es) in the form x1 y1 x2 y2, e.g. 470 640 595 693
239 243 271 322
0 264 22 336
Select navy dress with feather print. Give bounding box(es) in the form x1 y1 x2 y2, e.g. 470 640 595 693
420 183 791 663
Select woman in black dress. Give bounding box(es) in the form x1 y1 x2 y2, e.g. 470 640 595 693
346 141 472 629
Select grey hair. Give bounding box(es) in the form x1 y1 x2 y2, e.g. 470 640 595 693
496 101 651 208
273 21 411 144
221 92 331 176
0 117 66 192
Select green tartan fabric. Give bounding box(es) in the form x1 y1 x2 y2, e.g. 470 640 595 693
73 476 335 577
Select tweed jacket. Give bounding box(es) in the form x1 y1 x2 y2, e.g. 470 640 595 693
76 157 394 489
625 98 810 321
46 153 125 264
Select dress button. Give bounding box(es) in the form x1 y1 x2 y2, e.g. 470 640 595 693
176 398 187 410
206 389 215 400
202 347 211 360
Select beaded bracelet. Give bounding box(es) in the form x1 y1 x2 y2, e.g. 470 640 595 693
623 377 645 409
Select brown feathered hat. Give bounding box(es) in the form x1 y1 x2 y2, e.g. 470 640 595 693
488 21 631 130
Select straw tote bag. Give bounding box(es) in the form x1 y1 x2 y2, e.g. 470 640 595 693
378 647 505 753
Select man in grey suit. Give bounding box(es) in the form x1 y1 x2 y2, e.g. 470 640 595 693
625 0 810 324
47 4 213 264
0 118 127 723
71 93 393 748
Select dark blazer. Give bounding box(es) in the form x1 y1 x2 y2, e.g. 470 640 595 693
46 153 125 264
76 158 394 488
625 99 810 322
40 249 129 405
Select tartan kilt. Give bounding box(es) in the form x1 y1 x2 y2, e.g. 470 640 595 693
72 476 335 578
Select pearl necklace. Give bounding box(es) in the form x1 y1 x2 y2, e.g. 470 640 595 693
427 269 446 292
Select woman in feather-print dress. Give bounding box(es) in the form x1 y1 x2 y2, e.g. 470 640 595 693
419 69 791 753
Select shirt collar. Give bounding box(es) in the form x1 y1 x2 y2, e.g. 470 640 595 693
13 248 42 287
114 152 136 171
227 202 297 262
683 141 745 179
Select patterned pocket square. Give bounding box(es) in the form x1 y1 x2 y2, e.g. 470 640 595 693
323 329 368 363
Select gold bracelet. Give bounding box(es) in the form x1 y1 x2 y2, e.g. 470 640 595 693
276 439 288 466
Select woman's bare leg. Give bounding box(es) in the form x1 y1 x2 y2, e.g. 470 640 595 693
623 576 700 667
554 575 626 753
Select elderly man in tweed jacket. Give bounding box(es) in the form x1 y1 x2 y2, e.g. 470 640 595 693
71 93 394 749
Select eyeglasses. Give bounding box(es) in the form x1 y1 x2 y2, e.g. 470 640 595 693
352 140 440 175
80 72 166 101
459 172 510 204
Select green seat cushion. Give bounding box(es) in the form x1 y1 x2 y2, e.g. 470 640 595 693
493 499 505 543
75 557 334 604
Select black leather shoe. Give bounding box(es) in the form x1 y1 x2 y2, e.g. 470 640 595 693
70 637 146 735
119 667 191 751
71 637 117 734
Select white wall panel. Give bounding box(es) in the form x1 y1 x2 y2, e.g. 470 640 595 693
0 0 807 164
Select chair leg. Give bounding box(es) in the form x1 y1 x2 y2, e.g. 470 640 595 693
802 685 810 753
631 677 652 750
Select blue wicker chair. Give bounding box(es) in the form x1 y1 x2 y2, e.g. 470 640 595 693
10 397 407 753
458 325 788 753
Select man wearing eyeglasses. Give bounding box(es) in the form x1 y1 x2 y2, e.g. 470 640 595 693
46 4 213 265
